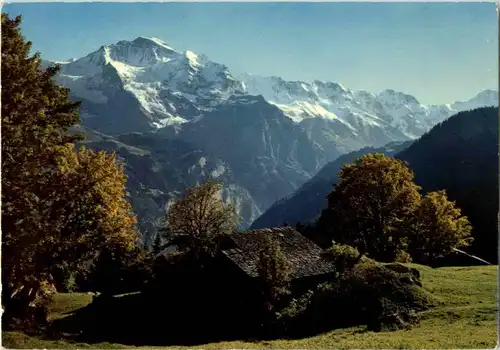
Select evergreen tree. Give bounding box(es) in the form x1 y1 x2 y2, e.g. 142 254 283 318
1 14 138 328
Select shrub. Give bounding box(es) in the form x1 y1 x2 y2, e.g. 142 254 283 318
279 261 433 337
275 290 315 335
337 262 433 331
394 250 413 263
323 242 361 274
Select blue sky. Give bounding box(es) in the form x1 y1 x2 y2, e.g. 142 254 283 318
3 2 497 105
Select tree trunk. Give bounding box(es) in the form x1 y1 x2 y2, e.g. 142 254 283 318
2 280 46 331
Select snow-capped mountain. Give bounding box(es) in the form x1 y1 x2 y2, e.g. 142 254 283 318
450 89 498 111
48 37 329 240
47 36 245 134
44 36 497 242
47 36 497 151
239 74 498 155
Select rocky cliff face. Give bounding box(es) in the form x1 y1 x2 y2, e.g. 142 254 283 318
77 127 260 245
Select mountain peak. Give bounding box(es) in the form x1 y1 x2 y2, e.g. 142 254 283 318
130 36 176 52
472 89 498 102
86 36 179 68
451 89 498 111
377 89 420 105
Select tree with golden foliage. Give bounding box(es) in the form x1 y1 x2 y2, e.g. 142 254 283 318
321 153 422 262
319 153 472 264
1 14 138 328
408 190 472 264
162 180 239 261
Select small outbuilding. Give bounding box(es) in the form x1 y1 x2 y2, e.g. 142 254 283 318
220 227 336 294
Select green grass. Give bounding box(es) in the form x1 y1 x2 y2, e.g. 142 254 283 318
46 293 94 321
1 332 127 350
3 264 498 349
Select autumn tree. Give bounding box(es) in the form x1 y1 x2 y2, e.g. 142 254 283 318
257 235 291 326
46 145 139 275
1 14 138 328
319 153 422 262
162 180 239 262
2 13 81 327
408 190 472 264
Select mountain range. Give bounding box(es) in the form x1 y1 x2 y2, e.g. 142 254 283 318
43 36 498 243
254 107 499 264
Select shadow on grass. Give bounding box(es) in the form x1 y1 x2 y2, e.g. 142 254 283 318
48 289 264 347
47 260 436 346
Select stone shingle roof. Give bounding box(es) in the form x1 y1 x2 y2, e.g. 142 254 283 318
222 227 336 279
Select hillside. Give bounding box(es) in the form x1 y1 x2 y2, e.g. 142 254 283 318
252 107 499 264
73 114 325 242
396 107 499 264
251 140 413 229
3 264 497 349
3 9 498 350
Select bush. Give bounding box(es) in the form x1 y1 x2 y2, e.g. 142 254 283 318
336 262 432 331
275 290 315 335
323 242 361 273
394 250 413 263
278 261 433 337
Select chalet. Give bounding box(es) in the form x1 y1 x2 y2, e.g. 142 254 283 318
149 227 337 337
219 227 336 294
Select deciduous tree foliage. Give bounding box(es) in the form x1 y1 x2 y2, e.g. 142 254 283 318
1 14 138 328
48 145 139 260
162 180 239 261
37 146 139 293
319 153 472 264
408 190 472 264
321 153 422 261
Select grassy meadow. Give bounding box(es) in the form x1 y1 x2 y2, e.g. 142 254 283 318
3 264 498 349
